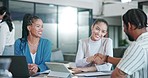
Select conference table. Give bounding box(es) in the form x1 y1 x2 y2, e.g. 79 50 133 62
30 62 111 78
30 75 110 78
30 73 111 78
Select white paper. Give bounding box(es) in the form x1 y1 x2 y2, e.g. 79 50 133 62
39 70 51 74
75 71 112 77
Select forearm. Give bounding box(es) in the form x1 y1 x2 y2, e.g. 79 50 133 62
72 66 97 74
111 67 127 78
76 58 90 67
37 54 50 72
76 53 92 67
38 63 48 72
107 56 121 65
81 66 97 72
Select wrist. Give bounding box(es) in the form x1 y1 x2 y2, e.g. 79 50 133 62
86 57 93 63
105 55 109 63
37 67 40 72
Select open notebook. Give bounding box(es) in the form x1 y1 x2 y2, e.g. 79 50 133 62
45 62 73 78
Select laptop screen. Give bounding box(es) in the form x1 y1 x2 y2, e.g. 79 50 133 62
0 56 30 77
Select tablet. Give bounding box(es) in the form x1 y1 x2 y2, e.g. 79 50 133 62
45 62 72 77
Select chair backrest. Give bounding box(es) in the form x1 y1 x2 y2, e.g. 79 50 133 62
113 48 126 58
50 49 64 62
112 48 126 69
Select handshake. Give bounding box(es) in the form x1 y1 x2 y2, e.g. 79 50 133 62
72 53 111 74
86 53 109 65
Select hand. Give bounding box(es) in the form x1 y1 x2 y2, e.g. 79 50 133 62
93 56 105 65
71 68 83 74
94 53 105 59
94 53 106 61
86 56 95 63
93 53 106 64
72 67 97 73
28 64 38 75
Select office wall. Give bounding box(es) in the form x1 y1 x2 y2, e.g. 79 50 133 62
19 0 103 16
103 1 138 17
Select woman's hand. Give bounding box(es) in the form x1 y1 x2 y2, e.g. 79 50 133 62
72 67 97 74
93 53 106 64
86 56 95 63
28 64 39 75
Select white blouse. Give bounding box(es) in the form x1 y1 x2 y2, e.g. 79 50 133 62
75 37 113 71
0 22 15 55
30 52 36 63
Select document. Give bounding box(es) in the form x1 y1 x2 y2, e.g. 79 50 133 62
75 71 112 77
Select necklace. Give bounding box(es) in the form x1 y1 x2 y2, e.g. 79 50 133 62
28 40 38 47
28 40 38 53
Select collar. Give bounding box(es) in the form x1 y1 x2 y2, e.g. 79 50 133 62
89 37 101 43
136 32 148 41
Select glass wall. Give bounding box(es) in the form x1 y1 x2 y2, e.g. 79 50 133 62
8 0 92 53
78 10 90 41
0 1 2 6
9 1 34 40
36 4 58 50
138 1 148 14
58 6 78 53
108 26 122 48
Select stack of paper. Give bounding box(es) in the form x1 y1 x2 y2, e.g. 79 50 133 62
75 71 112 77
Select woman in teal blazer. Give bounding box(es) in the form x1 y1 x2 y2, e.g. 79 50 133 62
14 14 51 75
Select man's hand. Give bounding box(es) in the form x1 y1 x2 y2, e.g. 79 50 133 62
93 53 106 64
93 56 105 64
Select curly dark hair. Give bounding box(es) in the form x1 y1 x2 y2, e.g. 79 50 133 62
22 14 40 39
123 8 147 29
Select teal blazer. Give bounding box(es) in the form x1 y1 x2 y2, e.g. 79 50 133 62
14 38 51 72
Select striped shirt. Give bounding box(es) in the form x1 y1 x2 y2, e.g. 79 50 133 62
117 32 148 78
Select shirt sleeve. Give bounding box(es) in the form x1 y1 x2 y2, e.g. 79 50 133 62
14 39 23 55
0 24 7 55
117 42 145 75
37 40 51 72
95 38 113 71
75 40 90 67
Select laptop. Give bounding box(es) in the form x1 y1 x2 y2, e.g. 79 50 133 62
0 56 30 77
45 62 73 78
